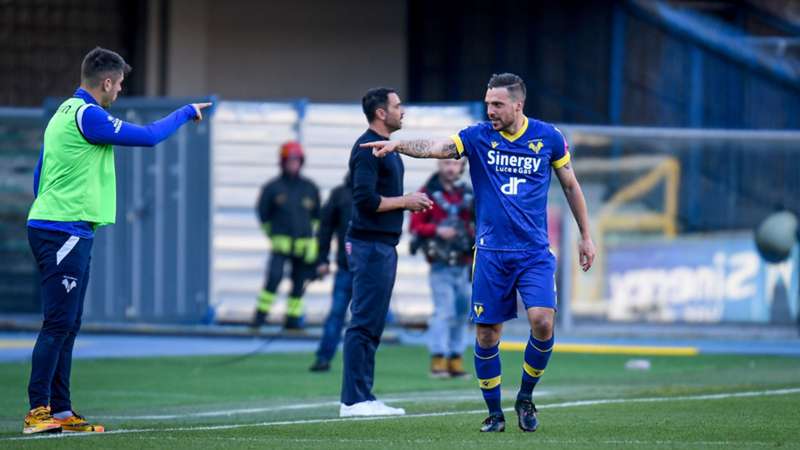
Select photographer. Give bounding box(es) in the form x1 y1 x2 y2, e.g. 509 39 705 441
410 159 474 378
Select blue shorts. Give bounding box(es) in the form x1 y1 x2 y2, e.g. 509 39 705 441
470 247 557 324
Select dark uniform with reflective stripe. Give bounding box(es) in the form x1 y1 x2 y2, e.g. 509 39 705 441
255 173 320 327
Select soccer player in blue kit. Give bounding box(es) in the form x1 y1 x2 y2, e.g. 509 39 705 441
362 73 596 432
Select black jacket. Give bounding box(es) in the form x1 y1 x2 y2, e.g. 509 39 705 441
317 178 352 270
256 173 320 239
346 129 404 246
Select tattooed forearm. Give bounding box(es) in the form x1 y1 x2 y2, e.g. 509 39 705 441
397 139 459 159
397 139 437 158
441 142 459 159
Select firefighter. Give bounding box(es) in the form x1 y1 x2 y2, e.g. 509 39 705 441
254 141 320 329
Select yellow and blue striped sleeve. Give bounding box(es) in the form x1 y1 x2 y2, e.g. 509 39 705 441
450 134 465 157
551 151 571 169
551 126 571 169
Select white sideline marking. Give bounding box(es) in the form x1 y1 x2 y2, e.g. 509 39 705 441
4 387 798 441
103 391 505 420
93 390 216 400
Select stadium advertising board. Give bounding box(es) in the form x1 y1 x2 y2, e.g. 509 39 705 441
604 234 799 324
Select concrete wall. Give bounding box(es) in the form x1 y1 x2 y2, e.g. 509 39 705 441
163 0 408 101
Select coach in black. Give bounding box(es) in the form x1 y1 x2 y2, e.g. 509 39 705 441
339 88 432 417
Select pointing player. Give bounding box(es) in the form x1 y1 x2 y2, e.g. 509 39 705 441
362 73 595 432
23 47 211 434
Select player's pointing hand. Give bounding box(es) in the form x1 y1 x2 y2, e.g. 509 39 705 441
191 102 213 122
360 140 399 158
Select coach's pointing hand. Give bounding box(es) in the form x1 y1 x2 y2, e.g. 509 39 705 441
191 102 213 122
403 192 433 212
361 140 398 158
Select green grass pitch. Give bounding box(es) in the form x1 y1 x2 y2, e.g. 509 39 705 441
0 344 798 449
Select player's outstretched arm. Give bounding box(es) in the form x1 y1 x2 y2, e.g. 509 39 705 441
555 162 596 272
80 102 212 147
361 138 459 159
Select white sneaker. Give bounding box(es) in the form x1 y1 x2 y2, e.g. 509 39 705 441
370 400 405 416
339 400 405 417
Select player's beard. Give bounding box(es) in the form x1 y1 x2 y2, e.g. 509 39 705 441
491 115 514 132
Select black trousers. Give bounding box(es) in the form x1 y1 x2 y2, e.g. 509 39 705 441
340 238 398 405
263 252 314 298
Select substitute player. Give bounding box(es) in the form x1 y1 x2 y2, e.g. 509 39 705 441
362 73 595 432
23 47 210 434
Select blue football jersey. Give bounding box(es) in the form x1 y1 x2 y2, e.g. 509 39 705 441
451 116 570 251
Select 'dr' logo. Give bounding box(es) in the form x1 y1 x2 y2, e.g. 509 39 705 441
501 177 526 195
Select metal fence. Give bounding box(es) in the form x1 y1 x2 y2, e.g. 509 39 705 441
72 98 214 323
557 125 800 327
0 107 42 314
0 98 213 324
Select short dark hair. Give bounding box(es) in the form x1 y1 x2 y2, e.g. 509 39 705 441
487 73 526 101
81 47 132 87
362 87 397 122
